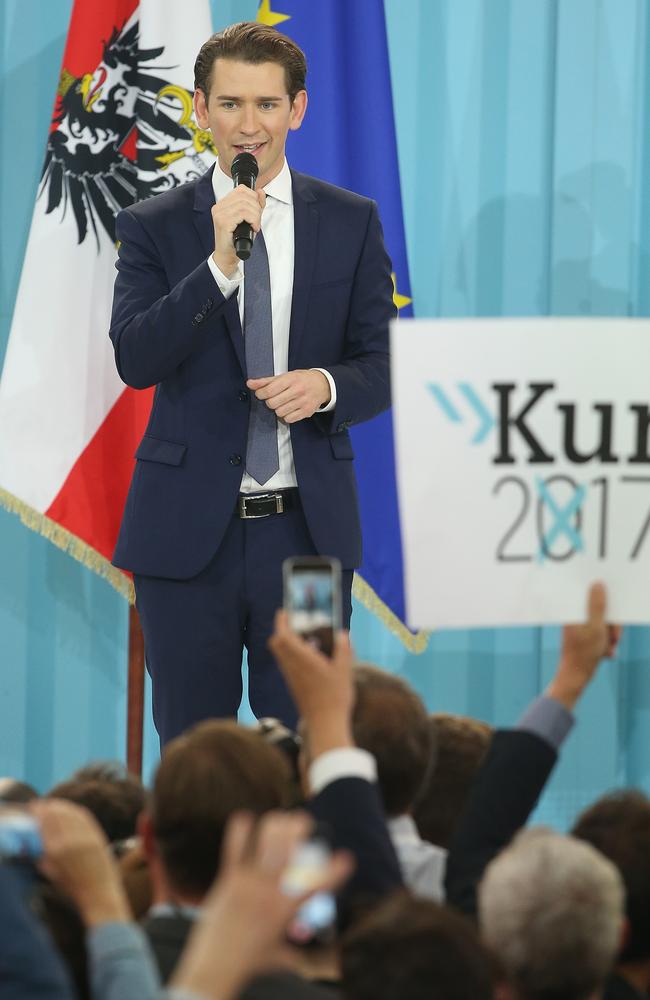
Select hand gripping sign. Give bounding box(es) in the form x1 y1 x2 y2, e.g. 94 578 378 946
391 318 650 628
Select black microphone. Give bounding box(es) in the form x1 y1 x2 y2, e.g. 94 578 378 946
230 152 259 261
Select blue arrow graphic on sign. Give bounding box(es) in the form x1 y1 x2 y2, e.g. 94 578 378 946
457 383 495 443
427 384 462 423
427 383 495 445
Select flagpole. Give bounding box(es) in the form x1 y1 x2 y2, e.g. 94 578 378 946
127 607 145 776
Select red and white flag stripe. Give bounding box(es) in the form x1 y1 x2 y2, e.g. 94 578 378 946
0 0 215 595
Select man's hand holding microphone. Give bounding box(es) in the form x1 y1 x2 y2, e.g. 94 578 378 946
211 153 266 277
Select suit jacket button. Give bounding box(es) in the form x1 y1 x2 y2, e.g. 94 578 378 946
238 390 249 401
229 454 242 466
193 312 204 324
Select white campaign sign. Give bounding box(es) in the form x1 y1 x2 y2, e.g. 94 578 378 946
392 318 650 628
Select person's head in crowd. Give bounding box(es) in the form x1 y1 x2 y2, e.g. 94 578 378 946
0 777 38 803
413 713 493 849
348 665 434 818
341 891 495 1000
71 760 134 782
48 761 146 844
142 719 291 903
479 827 624 1000
572 790 650 983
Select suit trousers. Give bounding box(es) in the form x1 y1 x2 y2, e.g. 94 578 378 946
134 500 353 746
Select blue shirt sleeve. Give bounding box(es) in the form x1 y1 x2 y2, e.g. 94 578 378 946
87 922 160 1000
516 694 574 750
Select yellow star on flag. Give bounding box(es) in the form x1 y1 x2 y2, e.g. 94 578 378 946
392 273 412 311
257 0 291 26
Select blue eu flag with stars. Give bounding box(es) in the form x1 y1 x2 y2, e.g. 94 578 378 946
258 0 425 651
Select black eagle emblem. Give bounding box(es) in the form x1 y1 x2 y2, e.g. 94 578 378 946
40 19 217 248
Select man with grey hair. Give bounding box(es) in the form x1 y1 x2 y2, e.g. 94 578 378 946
479 827 624 1000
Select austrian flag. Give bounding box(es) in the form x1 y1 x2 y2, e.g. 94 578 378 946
0 0 215 596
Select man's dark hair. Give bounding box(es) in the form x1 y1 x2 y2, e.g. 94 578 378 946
194 21 307 105
341 892 495 1000
49 764 146 843
351 665 434 817
151 719 290 898
413 713 493 849
572 789 650 962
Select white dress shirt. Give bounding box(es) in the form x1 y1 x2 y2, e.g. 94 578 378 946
386 814 447 901
207 158 336 494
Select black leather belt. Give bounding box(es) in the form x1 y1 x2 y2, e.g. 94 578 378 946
237 489 299 519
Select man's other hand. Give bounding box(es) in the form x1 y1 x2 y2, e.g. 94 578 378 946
248 369 331 422
546 582 622 711
269 609 355 757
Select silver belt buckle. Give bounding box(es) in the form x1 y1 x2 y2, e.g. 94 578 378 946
238 493 284 519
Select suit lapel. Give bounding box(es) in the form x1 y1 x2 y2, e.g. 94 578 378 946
193 166 245 375
289 171 319 367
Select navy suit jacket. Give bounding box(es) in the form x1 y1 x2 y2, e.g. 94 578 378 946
444 729 558 919
110 166 394 578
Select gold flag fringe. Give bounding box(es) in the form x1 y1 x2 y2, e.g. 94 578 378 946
352 573 430 654
1 487 428 650
0 487 135 603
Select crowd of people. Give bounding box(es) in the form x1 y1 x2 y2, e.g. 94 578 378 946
1 583 647 1000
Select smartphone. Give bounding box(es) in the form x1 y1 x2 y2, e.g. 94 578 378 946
282 556 342 657
282 837 337 945
0 811 42 862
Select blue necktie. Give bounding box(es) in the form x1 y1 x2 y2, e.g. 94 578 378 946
244 230 280 486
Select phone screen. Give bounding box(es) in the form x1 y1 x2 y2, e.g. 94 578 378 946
282 838 337 945
283 557 342 656
0 812 42 862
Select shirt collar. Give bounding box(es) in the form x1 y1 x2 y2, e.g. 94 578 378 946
386 814 423 843
211 157 292 205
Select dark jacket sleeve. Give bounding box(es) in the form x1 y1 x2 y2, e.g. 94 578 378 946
110 208 230 390
309 776 403 903
444 729 558 919
315 200 394 435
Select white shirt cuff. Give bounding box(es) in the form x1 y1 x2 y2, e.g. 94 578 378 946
206 254 243 298
311 368 337 412
309 747 377 795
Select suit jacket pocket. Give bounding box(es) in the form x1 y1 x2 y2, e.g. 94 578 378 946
329 434 354 460
135 435 187 466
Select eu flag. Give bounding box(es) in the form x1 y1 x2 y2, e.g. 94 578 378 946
258 0 425 650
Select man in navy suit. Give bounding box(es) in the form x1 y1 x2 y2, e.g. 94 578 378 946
109 22 394 745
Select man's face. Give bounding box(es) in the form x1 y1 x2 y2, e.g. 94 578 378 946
194 58 307 188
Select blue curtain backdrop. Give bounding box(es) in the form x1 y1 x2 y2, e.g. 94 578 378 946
1 0 649 827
